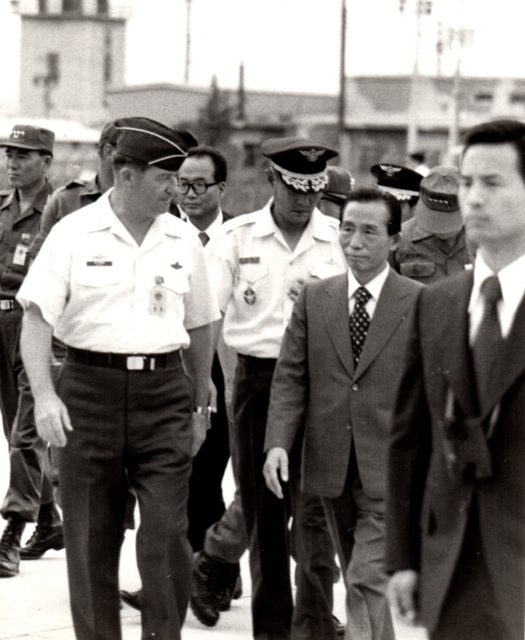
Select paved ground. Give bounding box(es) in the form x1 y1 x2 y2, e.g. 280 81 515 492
0 426 427 639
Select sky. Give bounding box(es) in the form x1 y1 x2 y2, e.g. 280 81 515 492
1 0 525 113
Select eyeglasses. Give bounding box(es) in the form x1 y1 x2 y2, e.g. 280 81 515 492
175 179 220 195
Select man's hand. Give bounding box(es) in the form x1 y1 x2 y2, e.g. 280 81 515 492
191 410 210 457
287 278 306 302
263 447 289 499
387 570 420 625
34 392 73 447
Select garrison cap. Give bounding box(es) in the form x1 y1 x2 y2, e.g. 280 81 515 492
0 124 55 156
115 117 192 172
98 120 121 147
370 163 422 201
415 165 462 235
322 166 355 204
262 137 339 192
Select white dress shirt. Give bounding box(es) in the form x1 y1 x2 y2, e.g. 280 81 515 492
468 252 525 341
347 263 390 320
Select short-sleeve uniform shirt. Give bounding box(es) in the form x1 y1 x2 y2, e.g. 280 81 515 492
17 190 220 353
217 202 346 358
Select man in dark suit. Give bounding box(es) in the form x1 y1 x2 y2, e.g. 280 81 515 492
386 118 525 640
264 186 422 640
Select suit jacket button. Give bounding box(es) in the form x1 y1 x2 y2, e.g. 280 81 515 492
352 383 358 391
346 423 352 430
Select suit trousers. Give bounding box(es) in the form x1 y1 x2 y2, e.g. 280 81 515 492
0 306 23 439
233 355 337 640
187 354 230 551
322 450 395 640
57 357 193 640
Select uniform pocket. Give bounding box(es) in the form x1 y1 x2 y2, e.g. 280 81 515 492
399 260 436 278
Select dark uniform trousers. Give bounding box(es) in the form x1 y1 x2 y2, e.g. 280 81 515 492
187 353 230 551
233 355 337 640
57 355 193 640
0 305 23 438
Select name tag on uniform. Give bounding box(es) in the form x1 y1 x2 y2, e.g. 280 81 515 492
86 256 113 267
239 257 260 264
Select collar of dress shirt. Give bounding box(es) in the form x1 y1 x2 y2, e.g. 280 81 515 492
181 209 223 238
347 263 390 309
252 199 336 242
469 251 525 335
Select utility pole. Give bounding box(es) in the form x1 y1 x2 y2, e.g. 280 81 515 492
184 0 192 85
338 0 348 166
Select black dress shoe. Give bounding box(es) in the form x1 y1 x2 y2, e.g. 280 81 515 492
20 523 64 560
120 589 141 610
332 613 346 637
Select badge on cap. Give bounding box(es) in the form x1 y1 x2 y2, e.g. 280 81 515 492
244 287 256 305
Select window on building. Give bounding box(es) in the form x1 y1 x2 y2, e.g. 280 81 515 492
473 92 493 105
97 0 109 15
510 93 525 105
38 0 49 14
62 0 82 14
243 143 258 167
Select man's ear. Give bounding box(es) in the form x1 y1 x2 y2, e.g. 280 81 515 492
389 232 400 252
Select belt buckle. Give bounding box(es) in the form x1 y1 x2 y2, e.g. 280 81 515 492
126 356 146 370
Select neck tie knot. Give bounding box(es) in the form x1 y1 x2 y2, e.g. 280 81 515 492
480 275 502 306
198 230 210 247
355 286 371 306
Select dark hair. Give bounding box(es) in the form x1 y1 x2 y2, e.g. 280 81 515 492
340 186 401 235
111 152 148 172
185 145 228 182
462 118 525 183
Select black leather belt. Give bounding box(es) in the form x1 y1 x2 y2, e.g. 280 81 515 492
67 346 181 371
237 354 277 368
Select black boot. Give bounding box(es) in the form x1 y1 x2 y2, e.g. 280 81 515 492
20 502 64 560
0 515 25 577
190 551 240 627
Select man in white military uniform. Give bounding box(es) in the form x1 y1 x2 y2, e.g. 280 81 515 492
16 118 219 640
217 137 346 640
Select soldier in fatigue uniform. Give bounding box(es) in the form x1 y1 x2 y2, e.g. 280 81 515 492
0 121 120 575
394 165 473 284
16 118 219 640
215 137 347 640
0 125 55 577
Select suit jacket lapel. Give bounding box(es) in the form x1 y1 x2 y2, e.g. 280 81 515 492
322 273 354 378
437 272 479 416
481 293 525 418
353 271 412 381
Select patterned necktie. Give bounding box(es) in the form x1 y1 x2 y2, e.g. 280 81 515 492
198 231 210 247
472 275 503 406
349 286 371 366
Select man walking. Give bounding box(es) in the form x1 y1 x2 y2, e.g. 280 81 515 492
264 187 422 640
386 118 525 640
17 118 219 640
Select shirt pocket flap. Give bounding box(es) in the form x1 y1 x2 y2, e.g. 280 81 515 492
310 260 345 280
399 260 436 278
163 269 190 295
74 262 122 287
240 262 268 283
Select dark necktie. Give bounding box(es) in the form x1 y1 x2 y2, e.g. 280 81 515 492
198 231 210 247
349 286 371 366
472 275 503 406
